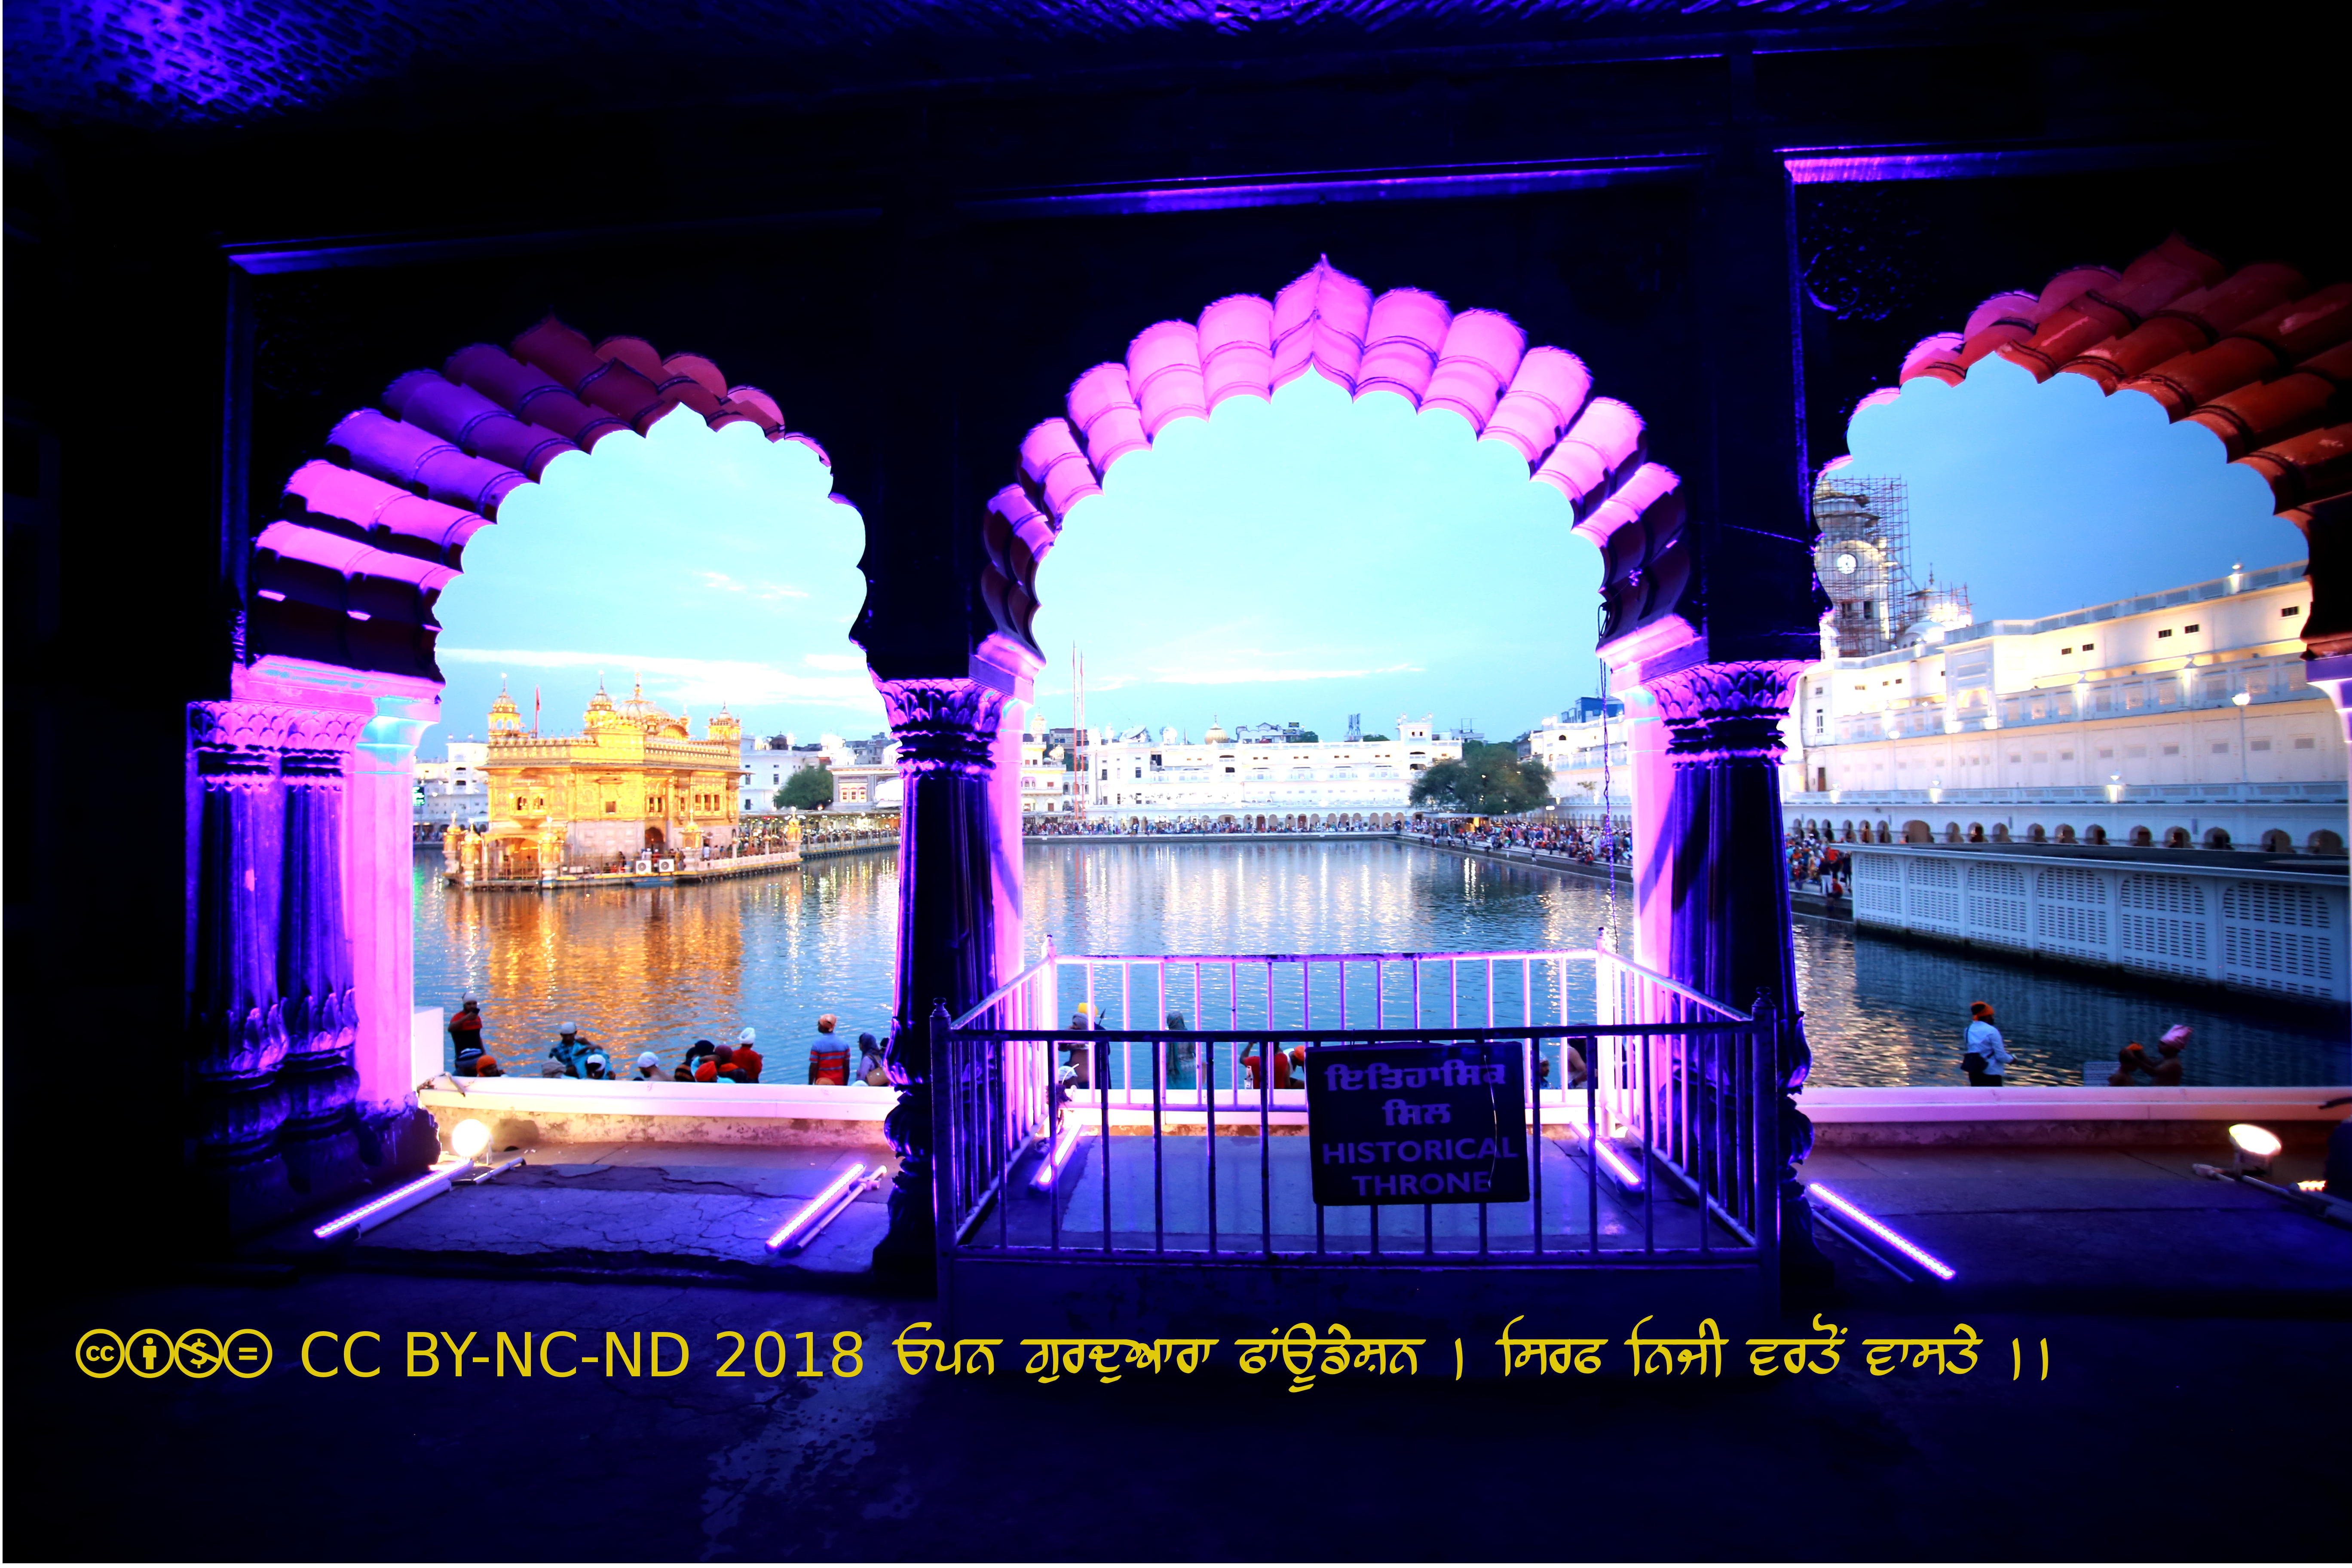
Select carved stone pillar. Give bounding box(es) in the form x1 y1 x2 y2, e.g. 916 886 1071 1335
276 721 364 1196
346 695 440 1172
186 701 294 1232
871 676 1005 1277
1646 661 1831 1288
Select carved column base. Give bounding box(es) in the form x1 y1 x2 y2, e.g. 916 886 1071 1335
1645 661 1834 1296
870 1086 937 1283
870 677 1006 1287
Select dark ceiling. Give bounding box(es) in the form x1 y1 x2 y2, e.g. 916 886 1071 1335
8 0 2034 132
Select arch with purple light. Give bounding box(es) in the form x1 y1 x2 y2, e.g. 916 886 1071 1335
195 318 842 1237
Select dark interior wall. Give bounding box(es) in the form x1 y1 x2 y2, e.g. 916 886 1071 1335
5 12 2340 1274
235 178 1707 668
1798 166 2352 465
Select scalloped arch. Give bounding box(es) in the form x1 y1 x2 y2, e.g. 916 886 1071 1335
982 255 1685 657
1836 233 2351 578
246 315 845 683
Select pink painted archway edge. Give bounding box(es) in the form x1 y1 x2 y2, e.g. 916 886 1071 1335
251 316 847 683
983 257 1678 642
1835 233 2351 658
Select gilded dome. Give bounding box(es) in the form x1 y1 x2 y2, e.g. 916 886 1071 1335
488 682 524 734
582 681 625 731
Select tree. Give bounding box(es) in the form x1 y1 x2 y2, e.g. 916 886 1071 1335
1360 733 1391 742
777 766 835 810
1409 740 1554 816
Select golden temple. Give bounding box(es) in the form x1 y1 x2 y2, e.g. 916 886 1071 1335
457 679 743 877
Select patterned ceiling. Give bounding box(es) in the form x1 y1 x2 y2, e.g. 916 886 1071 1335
8 0 1945 128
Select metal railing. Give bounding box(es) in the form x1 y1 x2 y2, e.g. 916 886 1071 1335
934 943 1782 1269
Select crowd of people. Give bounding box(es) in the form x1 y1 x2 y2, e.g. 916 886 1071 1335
444 1001 893 1087
1028 817 1403 837
1416 818 1629 864
1956 1002 2194 1087
1785 832 1851 898
1050 1004 1591 1095
442 982 2201 1097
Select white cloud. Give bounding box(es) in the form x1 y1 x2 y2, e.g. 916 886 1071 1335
1144 660 1421 686
695 569 810 601
438 647 878 711
802 652 865 671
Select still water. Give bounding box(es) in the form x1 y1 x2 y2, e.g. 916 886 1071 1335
415 840 2347 1087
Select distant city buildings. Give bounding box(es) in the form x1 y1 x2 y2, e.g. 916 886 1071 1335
1782 561 2347 853
1063 714 1461 824
1021 730 1074 817
736 731 845 813
412 740 489 828
830 733 901 809
1525 698 1628 823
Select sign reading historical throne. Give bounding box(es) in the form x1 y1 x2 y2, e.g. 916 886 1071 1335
1305 1041 1530 1205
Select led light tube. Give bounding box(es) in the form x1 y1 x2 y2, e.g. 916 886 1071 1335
312 1169 452 1240
1030 1124 1082 1191
1808 1182 1957 1281
1588 1130 1645 1191
766 1164 868 1252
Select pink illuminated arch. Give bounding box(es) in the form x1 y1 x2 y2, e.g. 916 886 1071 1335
1831 234 2350 655
984 256 1674 614
250 316 843 679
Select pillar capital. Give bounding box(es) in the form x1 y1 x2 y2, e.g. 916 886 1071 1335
877 677 1004 777
1647 660 1806 761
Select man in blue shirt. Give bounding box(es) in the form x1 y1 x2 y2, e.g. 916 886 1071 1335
1963 1002 2012 1087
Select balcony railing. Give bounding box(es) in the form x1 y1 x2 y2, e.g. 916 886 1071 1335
932 941 1782 1270
1788 781 2347 807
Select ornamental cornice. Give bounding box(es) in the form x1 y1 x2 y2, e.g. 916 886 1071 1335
876 677 1004 775
189 700 369 754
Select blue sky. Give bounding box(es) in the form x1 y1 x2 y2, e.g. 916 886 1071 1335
431 412 874 750
423 354 2300 758
1839 353 2296 623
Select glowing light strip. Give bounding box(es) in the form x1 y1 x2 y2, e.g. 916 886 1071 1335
312 1170 450 1240
1808 1183 1957 1281
1030 1124 1082 1191
1587 1128 1645 1191
765 1164 867 1252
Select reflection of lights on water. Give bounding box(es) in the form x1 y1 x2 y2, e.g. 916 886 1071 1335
416 842 2340 1091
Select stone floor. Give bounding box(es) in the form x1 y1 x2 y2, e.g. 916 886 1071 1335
253 1140 902 1282
1794 1139 2351 1310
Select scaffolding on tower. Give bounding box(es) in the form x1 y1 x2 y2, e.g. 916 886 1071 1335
1810 474 1971 657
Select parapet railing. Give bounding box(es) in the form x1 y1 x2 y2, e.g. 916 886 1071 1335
933 943 1782 1270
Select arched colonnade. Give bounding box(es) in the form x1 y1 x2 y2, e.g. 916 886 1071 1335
1788 815 2344 854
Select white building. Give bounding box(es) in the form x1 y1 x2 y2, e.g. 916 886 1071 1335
1525 701 1629 824
1075 714 1461 826
738 733 856 813
1022 728 1077 816
413 740 489 827
832 736 903 810
1781 561 2348 854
